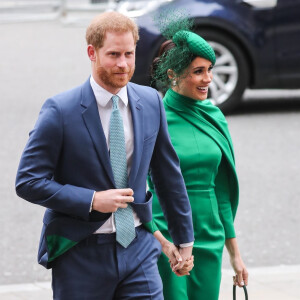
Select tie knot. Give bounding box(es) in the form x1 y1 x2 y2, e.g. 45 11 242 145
111 95 119 110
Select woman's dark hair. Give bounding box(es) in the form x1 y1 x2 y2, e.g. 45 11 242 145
151 39 196 92
151 40 176 77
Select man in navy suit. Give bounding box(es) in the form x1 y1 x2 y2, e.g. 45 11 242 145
16 12 194 299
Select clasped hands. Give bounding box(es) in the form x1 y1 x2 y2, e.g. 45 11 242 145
162 241 194 276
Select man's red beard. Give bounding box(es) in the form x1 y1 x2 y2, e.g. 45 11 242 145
97 66 135 90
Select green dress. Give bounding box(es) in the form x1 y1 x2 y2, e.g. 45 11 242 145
147 89 239 300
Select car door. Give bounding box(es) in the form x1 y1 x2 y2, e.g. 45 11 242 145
274 0 300 87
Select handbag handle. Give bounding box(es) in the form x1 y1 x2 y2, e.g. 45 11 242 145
233 285 248 300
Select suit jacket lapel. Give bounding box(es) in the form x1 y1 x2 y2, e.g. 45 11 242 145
80 79 115 186
127 83 143 187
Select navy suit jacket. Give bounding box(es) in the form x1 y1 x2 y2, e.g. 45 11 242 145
16 79 194 268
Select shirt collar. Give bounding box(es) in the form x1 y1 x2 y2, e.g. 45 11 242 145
90 75 128 107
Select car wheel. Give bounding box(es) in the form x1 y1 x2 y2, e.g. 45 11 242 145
196 29 249 114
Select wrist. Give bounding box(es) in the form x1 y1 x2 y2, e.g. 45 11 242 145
153 231 169 247
229 252 241 260
179 245 193 257
92 191 103 211
225 237 240 257
161 238 172 249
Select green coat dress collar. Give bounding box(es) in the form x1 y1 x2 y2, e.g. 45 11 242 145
163 89 239 221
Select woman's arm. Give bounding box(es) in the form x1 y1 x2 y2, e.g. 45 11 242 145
225 237 249 287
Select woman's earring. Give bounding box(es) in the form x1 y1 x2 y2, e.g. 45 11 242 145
171 80 177 86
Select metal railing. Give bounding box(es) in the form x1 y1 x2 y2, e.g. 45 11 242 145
60 0 117 14
0 0 117 23
0 0 172 23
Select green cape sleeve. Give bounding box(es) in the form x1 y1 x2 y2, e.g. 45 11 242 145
215 159 236 238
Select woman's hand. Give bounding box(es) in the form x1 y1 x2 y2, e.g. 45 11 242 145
153 231 193 276
172 255 194 276
225 238 249 287
161 239 182 266
153 230 182 265
163 242 194 276
231 255 248 287
171 245 194 275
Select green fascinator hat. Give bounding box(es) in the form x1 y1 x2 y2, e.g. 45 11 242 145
152 9 216 90
172 30 216 65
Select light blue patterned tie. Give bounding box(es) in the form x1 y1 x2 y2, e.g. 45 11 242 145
109 95 136 248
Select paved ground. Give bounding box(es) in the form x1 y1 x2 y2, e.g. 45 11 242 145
1 265 300 299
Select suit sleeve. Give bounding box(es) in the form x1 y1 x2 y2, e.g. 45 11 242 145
15 98 93 221
215 158 236 238
148 92 194 245
144 177 159 234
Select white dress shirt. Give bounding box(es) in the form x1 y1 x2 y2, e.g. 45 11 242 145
90 76 142 233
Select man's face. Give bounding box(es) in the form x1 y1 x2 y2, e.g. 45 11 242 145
90 31 136 94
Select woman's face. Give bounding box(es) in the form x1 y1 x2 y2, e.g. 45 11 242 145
172 56 213 101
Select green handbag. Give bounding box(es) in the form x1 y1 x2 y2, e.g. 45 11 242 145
233 285 248 300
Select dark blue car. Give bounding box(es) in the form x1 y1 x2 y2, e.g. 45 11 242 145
130 0 300 113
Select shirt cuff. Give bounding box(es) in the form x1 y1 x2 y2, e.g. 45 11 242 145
90 191 96 212
179 242 194 248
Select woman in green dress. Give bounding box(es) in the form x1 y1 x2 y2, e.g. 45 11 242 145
147 20 248 300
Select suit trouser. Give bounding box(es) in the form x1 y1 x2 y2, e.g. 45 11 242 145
52 226 163 300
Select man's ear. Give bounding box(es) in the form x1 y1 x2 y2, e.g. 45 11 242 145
87 45 96 61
